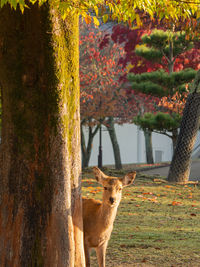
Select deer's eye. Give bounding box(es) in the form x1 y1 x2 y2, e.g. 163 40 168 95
104 187 108 190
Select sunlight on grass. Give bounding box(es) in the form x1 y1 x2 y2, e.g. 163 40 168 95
82 169 200 267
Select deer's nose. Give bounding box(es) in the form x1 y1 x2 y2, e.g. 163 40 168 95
109 197 115 204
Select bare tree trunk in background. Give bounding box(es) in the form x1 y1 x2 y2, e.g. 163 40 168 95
143 129 154 164
171 128 178 153
106 117 122 169
81 121 100 168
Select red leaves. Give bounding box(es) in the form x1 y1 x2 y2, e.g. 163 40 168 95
79 22 135 122
158 92 188 115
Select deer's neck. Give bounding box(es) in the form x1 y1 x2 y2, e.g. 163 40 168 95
99 203 118 228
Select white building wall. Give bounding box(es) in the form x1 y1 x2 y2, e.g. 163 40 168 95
83 123 173 167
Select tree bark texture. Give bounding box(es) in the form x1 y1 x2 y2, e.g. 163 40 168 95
143 129 154 164
168 92 200 182
106 117 122 170
0 3 85 267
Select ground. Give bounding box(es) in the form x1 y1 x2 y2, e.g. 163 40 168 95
82 167 200 267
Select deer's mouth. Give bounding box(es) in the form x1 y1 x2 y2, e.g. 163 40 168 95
108 197 120 207
110 203 117 207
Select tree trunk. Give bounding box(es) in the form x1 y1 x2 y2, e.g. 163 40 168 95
0 3 85 267
106 117 122 170
81 121 100 168
168 92 200 182
143 129 154 164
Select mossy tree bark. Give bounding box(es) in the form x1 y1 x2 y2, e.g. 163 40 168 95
0 3 85 267
106 117 122 170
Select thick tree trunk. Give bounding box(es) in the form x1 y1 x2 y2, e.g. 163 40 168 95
143 129 154 164
168 92 200 182
81 121 100 168
106 117 122 170
0 3 85 267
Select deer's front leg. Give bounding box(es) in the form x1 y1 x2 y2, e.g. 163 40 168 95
96 241 108 267
84 243 91 267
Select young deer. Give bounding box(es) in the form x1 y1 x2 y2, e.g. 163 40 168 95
82 167 136 267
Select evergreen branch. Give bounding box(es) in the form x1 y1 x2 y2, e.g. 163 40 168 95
190 70 200 93
153 130 173 138
161 48 170 64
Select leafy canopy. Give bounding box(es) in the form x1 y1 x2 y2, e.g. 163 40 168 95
1 0 200 27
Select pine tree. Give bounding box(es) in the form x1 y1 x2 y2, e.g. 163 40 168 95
128 29 197 154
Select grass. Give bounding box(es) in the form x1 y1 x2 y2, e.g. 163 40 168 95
82 168 200 267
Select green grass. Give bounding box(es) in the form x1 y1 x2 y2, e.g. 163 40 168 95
82 168 200 267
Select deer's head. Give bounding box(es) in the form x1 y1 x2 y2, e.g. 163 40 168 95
93 167 136 207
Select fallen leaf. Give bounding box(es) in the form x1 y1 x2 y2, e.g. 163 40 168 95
165 185 173 188
169 201 182 206
143 192 153 195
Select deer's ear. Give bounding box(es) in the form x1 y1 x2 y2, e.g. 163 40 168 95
93 167 107 184
121 171 136 187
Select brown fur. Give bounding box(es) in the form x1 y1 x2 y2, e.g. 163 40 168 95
82 167 136 267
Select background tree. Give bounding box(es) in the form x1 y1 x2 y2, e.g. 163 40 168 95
128 29 197 152
107 14 200 182
102 26 163 164
108 25 200 164
80 22 130 169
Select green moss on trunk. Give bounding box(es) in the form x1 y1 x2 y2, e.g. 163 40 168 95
0 2 83 266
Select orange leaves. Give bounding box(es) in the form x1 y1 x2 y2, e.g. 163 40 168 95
136 191 158 203
142 192 153 195
164 185 173 189
84 14 92 25
134 185 198 208
158 92 188 115
79 21 129 121
86 186 102 195
170 201 182 206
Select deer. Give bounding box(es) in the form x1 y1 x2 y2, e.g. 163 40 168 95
82 167 136 267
